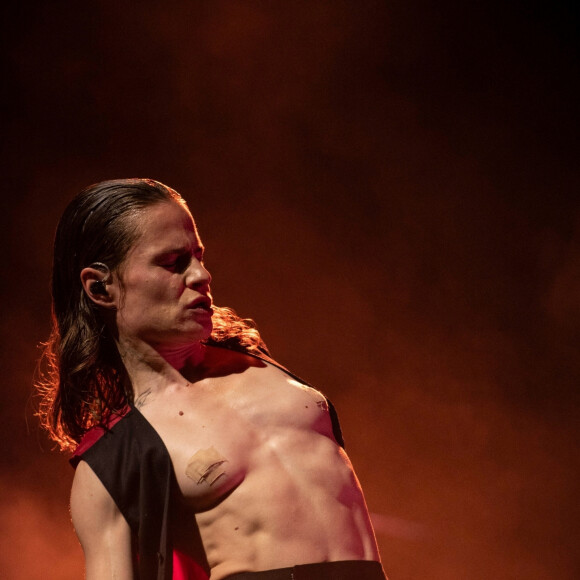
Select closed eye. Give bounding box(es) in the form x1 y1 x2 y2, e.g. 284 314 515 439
167 254 189 272
160 251 204 273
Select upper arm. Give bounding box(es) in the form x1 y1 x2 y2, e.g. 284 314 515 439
70 460 134 580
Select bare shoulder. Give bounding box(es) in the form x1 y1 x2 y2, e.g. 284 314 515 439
71 460 133 579
70 460 120 525
203 345 330 413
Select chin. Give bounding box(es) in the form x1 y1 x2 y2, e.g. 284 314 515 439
190 320 213 342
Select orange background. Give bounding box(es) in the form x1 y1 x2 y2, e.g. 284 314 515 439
1 2 579 578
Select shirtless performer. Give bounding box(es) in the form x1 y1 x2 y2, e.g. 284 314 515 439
37 178 387 580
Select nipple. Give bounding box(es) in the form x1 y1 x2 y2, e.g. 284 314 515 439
185 446 228 486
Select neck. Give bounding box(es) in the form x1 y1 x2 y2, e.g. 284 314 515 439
156 341 206 369
116 337 208 399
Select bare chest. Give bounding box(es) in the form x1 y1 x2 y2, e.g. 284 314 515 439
138 365 336 511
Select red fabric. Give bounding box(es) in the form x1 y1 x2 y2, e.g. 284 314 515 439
71 405 131 466
172 550 209 579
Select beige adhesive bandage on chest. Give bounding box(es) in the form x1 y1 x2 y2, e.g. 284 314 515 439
186 446 228 486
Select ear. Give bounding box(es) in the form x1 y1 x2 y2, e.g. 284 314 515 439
80 265 119 309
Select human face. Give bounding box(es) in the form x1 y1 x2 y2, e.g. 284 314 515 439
113 201 213 349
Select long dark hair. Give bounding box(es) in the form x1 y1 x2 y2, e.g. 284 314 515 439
37 178 267 452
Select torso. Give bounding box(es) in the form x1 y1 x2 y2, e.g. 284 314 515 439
136 347 380 579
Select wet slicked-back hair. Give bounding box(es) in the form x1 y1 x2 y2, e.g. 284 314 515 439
37 178 267 451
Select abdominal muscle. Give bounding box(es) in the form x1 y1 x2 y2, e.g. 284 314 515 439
141 355 381 579
184 432 380 580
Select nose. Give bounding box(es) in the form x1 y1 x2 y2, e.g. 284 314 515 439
185 257 211 289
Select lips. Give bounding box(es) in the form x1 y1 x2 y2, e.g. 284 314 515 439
189 296 213 312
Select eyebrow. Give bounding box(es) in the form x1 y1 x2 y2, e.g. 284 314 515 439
157 244 205 256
